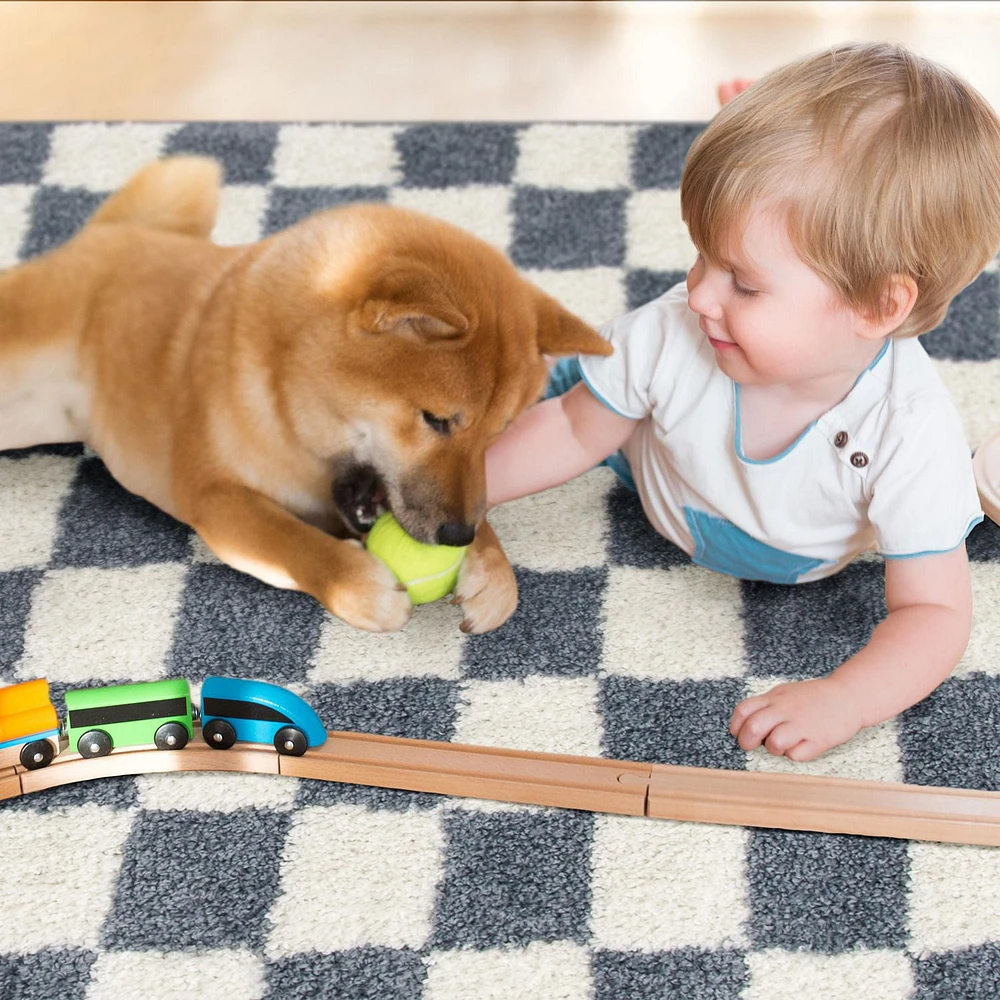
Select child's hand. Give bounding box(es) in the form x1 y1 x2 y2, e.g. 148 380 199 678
729 677 865 761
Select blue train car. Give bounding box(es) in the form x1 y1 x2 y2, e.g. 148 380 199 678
200 676 327 756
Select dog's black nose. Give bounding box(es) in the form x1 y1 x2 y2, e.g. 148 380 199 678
437 522 476 547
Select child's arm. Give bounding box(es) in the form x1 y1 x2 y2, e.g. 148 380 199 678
487 382 638 507
729 544 973 761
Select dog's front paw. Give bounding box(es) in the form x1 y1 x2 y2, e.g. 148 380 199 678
326 541 413 632
454 541 518 634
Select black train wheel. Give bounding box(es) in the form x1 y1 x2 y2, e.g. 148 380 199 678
19 739 54 770
274 726 307 757
78 730 112 758
154 722 189 751
203 718 237 750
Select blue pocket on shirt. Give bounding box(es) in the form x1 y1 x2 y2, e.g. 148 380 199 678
684 508 826 585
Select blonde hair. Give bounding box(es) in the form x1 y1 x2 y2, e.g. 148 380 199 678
681 42 1000 337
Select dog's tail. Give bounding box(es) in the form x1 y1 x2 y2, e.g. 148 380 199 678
88 156 222 239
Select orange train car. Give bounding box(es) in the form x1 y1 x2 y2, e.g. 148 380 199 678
0 678 61 770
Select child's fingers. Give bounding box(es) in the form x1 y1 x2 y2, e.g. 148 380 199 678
785 738 824 763
717 78 755 107
731 702 784 751
729 694 769 735
762 721 806 757
717 82 738 106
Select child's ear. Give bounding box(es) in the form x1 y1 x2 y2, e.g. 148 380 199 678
859 275 919 338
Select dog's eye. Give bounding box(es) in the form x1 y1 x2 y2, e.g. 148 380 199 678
422 411 452 435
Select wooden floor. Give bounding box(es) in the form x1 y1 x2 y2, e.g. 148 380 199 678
0 1 998 121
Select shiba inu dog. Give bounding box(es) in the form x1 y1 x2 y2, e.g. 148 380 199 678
0 157 611 631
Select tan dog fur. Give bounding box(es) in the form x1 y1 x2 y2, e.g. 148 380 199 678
0 157 612 632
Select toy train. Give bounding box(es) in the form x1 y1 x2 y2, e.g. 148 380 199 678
0 676 327 771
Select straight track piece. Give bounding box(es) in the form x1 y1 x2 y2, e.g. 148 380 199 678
280 731 652 815
647 764 1000 846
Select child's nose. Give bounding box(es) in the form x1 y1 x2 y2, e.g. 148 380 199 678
687 270 723 320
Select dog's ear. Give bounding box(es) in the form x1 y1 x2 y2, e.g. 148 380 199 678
357 264 470 342
533 289 613 357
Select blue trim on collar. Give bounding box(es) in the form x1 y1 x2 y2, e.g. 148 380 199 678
732 339 891 466
733 383 816 465
866 338 890 372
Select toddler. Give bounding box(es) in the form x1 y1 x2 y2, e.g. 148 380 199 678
486 43 1000 761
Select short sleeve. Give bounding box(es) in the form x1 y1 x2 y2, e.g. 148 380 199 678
576 283 689 420
867 397 983 557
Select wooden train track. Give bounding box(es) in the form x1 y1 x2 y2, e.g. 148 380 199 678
3 724 1000 846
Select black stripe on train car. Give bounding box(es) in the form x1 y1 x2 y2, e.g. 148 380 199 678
68 696 190 729
202 697 293 725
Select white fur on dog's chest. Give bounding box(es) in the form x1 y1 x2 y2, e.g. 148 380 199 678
0 350 91 451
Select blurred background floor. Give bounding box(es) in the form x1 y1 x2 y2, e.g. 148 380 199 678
1 0 999 121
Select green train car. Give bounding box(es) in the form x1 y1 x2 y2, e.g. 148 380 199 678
64 679 194 758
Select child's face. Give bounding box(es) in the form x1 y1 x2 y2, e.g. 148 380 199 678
685 208 876 389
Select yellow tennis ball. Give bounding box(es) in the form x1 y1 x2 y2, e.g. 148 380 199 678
366 513 468 604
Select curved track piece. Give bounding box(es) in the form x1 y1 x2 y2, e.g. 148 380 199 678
17 730 279 798
3 726 1000 846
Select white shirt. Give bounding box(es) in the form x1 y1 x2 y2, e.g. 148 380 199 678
578 283 982 584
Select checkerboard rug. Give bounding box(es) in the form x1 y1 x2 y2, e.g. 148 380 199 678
3 122 1000 1000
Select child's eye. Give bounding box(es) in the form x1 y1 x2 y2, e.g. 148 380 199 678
732 278 758 298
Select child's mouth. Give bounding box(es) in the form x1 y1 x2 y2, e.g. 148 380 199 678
708 336 737 352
